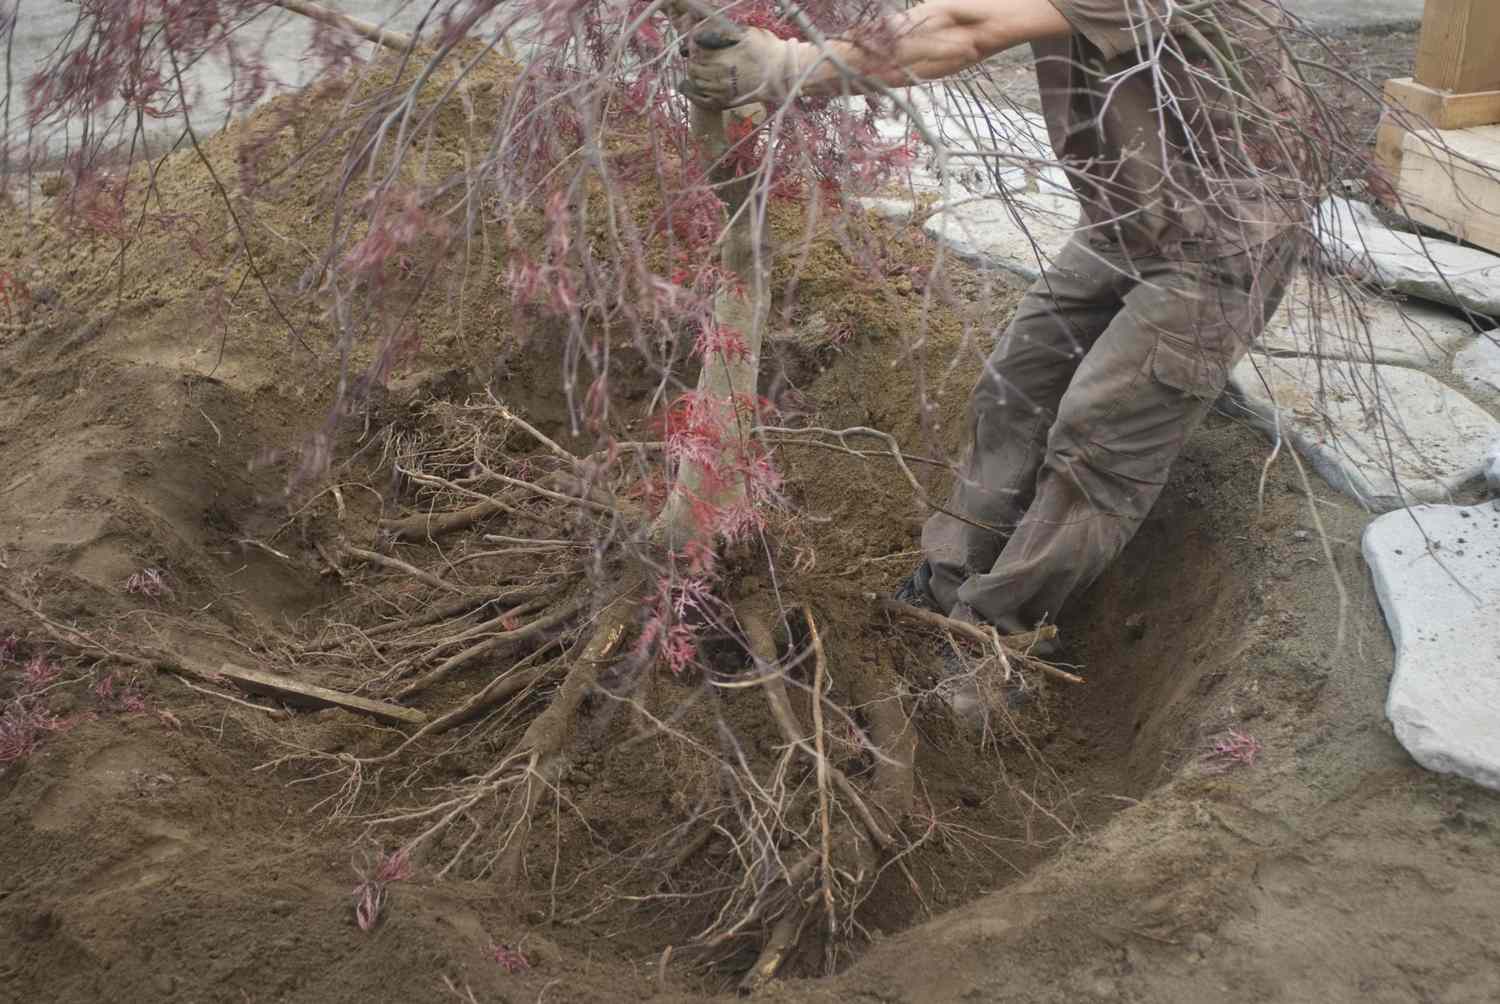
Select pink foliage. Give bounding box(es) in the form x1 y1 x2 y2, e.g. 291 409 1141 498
125 567 172 599
352 847 413 932
343 187 453 287
94 673 149 714
353 880 385 934
22 655 61 689
0 703 66 764
693 323 750 364
375 847 413 884
1202 728 1263 772
491 942 531 974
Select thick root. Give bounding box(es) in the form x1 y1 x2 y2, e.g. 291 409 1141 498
379 499 509 542
395 595 584 700
492 592 637 886
730 597 907 982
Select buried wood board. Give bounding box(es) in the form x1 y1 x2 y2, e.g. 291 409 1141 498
217 662 429 726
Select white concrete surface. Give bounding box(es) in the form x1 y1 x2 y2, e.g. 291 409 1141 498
1260 273 1481 369
1454 336 1500 400
858 91 1078 282
1364 503 1500 793
1229 353 1500 512
1318 198 1500 321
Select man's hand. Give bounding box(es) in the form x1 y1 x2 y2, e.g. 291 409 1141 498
678 0 1072 110
680 27 814 110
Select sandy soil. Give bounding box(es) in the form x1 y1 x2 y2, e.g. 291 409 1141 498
2 23 1499 1004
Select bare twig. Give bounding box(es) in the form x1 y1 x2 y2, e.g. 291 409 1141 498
804 606 837 975
273 0 416 52
341 543 465 594
395 596 585 699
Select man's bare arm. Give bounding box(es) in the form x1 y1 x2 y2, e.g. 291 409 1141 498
683 0 1073 109
803 0 1072 95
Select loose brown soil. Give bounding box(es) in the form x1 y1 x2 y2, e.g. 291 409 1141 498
3 27 1499 1004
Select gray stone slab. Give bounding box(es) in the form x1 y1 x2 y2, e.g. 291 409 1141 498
1260 272 1479 369
857 87 1078 282
860 191 1073 285
1228 353 1500 511
1454 336 1500 399
1318 198 1500 322
1364 503 1500 792
1487 440 1500 496
912 193 1076 283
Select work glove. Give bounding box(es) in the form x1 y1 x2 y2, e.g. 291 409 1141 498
680 27 815 110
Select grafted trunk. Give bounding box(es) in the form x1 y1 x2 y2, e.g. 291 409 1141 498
656 22 770 549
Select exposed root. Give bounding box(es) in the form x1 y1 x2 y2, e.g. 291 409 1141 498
379 499 510 542
1 584 210 681
759 667 896 853
415 642 565 738
740 904 813 993
843 650 917 845
262 377 1080 988
806 608 838 976
856 590 1086 686
395 595 586 700
728 598 901 981
341 543 465 594
493 597 637 886
360 582 547 640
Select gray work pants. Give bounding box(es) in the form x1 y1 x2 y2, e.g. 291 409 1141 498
921 235 1298 634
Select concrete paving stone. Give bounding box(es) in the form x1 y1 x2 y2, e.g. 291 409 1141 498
1454 335 1500 400
912 193 1077 283
1364 502 1500 792
857 87 1079 282
1260 271 1480 369
1228 353 1500 511
1318 198 1500 322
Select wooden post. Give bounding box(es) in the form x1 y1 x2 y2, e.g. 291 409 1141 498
1413 0 1500 95
1383 0 1500 132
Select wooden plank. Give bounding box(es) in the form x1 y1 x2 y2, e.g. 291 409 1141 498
1431 123 1500 164
1414 0 1500 95
1396 126 1500 254
1376 117 1408 185
217 662 429 726
1385 77 1500 130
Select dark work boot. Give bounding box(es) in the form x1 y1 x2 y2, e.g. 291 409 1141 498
892 560 938 611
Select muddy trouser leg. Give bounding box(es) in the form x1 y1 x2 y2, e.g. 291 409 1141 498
921 240 1128 614
956 236 1300 634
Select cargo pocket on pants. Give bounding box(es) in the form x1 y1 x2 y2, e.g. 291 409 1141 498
1151 339 1228 401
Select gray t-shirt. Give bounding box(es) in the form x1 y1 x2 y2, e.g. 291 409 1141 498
1036 0 1313 258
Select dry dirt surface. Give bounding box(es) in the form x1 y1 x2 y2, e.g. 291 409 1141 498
2 29 1499 1004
